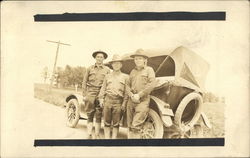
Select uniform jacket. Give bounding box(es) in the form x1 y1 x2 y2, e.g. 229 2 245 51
82 64 110 96
127 66 156 98
98 71 129 102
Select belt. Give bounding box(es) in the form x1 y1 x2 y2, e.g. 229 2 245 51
87 86 101 93
131 89 137 94
105 95 123 104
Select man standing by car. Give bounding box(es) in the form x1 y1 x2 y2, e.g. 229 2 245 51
98 54 128 139
126 49 156 139
82 51 110 139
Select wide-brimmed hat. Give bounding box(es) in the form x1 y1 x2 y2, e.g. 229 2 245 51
109 54 123 63
130 49 149 59
92 51 108 59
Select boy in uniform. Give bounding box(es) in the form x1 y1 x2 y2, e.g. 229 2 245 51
126 49 156 138
98 54 128 139
82 51 110 139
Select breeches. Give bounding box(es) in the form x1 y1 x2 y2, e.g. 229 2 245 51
126 96 150 129
85 95 102 123
103 97 123 128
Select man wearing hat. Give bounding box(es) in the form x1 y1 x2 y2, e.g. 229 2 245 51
98 54 128 139
82 51 110 139
126 49 156 138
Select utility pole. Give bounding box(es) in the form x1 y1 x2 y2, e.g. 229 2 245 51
47 40 71 91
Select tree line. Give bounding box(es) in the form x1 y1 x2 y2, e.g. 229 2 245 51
42 65 86 88
203 92 225 103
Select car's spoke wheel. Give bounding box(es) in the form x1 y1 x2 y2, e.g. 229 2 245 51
140 109 164 139
141 118 155 139
66 99 80 128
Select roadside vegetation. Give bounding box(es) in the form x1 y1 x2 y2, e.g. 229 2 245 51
34 83 77 106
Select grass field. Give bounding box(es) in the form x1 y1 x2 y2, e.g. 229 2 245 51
34 83 225 138
34 83 77 106
203 102 225 137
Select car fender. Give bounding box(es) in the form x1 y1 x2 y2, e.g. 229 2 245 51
65 93 84 105
200 112 212 128
150 96 174 127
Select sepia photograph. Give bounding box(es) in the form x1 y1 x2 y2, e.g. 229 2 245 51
1 1 249 157
35 46 223 140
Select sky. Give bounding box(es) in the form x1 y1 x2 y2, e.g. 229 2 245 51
1 1 249 97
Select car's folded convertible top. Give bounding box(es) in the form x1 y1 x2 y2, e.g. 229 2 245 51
120 46 210 92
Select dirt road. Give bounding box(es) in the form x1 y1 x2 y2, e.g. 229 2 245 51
33 98 127 139
1 97 128 157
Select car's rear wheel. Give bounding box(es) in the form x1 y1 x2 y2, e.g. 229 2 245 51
66 99 80 128
141 109 164 139
174 92 203 132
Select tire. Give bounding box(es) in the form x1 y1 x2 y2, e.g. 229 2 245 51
141 109 164 139
66 99 80 128
174 92 203 132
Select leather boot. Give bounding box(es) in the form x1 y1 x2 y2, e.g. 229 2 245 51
87 122 93 139
112 127 119 139
104 127 111 139
95 123 101 139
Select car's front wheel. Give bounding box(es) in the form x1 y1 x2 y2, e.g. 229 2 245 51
141 109 164 139
66 99 80 128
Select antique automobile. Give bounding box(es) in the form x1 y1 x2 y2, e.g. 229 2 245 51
65 46 212 139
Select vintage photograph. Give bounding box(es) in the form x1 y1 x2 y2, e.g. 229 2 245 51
32 10 226 141
35 46 224 140
1 1 249 157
